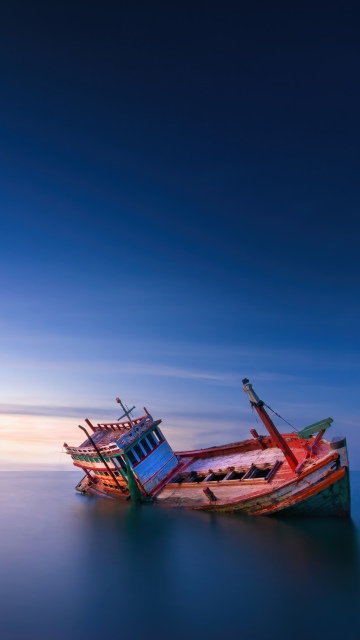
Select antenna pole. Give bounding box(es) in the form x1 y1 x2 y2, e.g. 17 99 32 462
116 397 135 427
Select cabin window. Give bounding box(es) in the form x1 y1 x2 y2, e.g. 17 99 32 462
152 427 164 443
141 438 152 454
144 436 154 450
139 441 148 456
147 433 157 448
133 444 145 461
127 450 137 465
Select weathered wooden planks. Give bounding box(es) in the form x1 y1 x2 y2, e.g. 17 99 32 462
69 387 350 516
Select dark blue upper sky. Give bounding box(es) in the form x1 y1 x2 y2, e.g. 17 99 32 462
1 2 360 464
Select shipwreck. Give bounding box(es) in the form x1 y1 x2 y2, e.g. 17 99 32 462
64 379 350 516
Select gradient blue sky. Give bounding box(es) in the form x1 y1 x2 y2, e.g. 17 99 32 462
1 1 360 468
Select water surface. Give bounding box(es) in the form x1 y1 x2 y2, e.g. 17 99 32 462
1 470 360 639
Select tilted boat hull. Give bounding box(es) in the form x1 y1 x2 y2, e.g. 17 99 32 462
74 436 351 517
66 381 351 517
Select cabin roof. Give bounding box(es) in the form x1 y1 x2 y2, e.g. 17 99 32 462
78 427 128 449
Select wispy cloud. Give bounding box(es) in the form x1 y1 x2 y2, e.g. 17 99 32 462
2 328 360 372
0 403 106 419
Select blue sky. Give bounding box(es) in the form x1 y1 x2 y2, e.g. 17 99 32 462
1 2 360 468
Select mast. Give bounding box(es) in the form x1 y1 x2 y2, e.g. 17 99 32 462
242 378 298 472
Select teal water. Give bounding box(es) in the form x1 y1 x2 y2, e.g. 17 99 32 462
1 470 359 640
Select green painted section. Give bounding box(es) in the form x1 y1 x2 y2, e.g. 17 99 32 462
298 417 333 439
124 454 143 502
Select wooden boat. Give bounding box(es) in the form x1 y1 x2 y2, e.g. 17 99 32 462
64 379 351 516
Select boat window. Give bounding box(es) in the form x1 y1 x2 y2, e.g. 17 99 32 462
147 433 157 448
138 441 148 456
133 444 145 461
141 438 151 454
127 450 137 465
143 436 153 450
152 427 164 443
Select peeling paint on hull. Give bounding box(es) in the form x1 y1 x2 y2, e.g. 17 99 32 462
273 468 351 517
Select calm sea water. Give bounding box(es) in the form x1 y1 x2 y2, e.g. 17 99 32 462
1 469 360 640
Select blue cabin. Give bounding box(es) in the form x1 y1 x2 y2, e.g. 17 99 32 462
112 411 179 495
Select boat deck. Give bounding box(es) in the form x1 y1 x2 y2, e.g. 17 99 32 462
154 434 333 510
182 446 285 474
